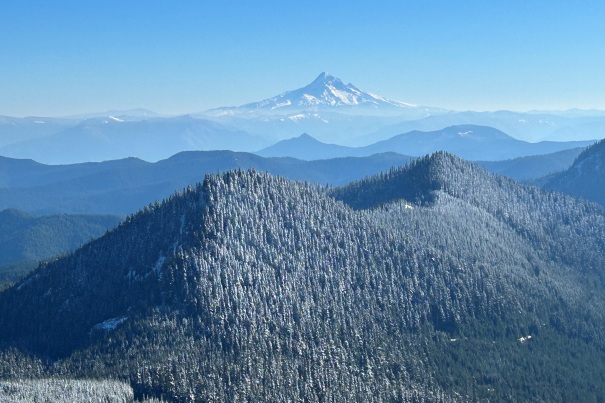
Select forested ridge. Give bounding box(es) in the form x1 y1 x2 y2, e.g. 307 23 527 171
0 209 121 288
1 154 605 401
543 138 605 207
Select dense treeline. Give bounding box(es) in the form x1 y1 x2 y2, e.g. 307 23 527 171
1 156 605 401
0 208 121 285
542 138 605 207
0 171 451 400
335 152 605 399
0 379 134 402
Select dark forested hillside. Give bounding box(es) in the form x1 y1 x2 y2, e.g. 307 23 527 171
332 153 605 399
0 171 452 400
542 138 605 207
334 152 605 311
1 161 605 401
0 209 121 285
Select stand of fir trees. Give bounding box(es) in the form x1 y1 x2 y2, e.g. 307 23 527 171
1 154 605 401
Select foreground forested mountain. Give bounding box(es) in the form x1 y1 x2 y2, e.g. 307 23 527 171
2 156 605 401
542 138 605 207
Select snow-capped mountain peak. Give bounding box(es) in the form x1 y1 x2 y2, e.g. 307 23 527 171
212 73 417 115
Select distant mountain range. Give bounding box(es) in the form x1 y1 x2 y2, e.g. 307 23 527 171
0 116 74 148
359 110 605 144
258 126 594 161
0 115 267 164
199 73 605 144
1 73 604 163
476 147 584 181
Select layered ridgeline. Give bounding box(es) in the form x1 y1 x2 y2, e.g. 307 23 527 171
0 151 413 215
476 146 584 182
258 126 592 161
0 115 267 165
0 146 583 217
1 159 605 400
542 138 605 207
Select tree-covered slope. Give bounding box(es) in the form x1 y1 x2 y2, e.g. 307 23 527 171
0 209 121 284
0 171 452 400
0 379 134 402
2 164 605 401
334 152 605 317
333 152 605 282
542 138 605 207
332 153 605 399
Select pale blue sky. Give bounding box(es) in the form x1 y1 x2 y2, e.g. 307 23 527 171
2 1 605 116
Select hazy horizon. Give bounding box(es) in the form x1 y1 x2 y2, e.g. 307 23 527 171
3 1 605 116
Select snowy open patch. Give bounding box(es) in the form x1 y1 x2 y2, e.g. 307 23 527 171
17 272 40 291
92 316 128 332
518 335 532 343
108 116 124 122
